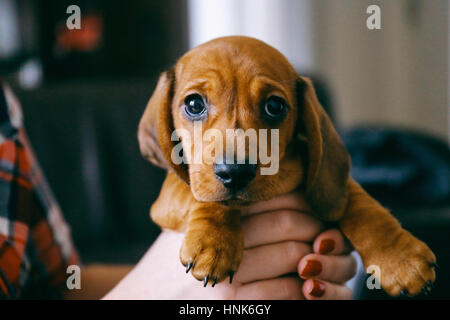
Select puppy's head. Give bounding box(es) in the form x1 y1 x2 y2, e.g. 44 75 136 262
139 36 349 219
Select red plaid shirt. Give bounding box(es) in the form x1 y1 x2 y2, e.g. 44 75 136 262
0 80 79 299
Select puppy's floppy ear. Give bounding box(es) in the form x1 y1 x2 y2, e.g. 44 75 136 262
296 76 350 221
138 70 189 183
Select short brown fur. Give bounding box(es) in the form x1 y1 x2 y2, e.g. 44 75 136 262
138 36 435 296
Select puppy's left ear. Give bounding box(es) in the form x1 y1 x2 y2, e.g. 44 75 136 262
296 76 350 221
138 70 189 183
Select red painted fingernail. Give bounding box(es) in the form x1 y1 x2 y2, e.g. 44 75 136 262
300 260 322 277
319 239 335 254
309 279 326 297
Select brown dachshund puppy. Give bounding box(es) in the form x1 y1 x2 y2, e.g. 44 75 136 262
138 36 436 296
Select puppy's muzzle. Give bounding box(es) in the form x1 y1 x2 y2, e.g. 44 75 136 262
213 160 257 191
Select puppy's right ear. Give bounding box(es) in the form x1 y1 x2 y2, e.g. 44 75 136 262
296 76 350 221
138 70 189 182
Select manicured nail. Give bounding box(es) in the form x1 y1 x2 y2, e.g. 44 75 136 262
300 260 322 277
309 279 326 297
318 239 335 254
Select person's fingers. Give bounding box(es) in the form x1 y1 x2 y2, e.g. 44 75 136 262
242 192 311 216
236 277 305 300
235 241 311 284
302 279 353 300
242 210 324 248
298 253 357 283
313 229 353 255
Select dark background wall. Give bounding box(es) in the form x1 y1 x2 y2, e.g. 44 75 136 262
4 0 189 263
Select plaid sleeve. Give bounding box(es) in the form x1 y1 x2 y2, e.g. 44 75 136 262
0 80 79 299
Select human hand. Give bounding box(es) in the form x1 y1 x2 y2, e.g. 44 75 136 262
104 192 356 299
241 192 356 300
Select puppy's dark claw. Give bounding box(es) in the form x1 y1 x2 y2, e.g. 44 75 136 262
212 277 218 287
186 263 193 273
421 281 434 296
229 271 234 284
400 289 409 297
204 276 209 287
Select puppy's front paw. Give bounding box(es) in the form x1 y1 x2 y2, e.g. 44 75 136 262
180 226 243 287
364 230 436 297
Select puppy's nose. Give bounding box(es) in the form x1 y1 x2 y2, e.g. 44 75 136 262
214 162 257 190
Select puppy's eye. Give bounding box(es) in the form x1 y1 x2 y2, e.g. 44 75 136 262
184 94 206 117
264 96 286 118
